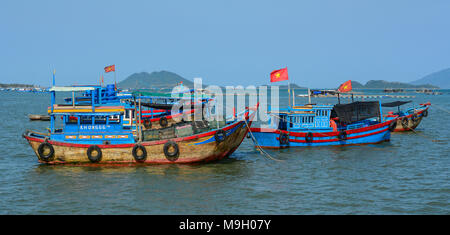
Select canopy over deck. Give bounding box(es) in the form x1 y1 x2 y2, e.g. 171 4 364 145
332 101 380 124
381 101 412 107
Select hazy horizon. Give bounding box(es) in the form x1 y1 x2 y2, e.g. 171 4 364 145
1 0 449 88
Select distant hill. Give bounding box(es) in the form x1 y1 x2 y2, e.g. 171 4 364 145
411 68 450 89
118 71 194 89
350 81 364 89
268 83 305 89
350 80 438 89
0 83 35 88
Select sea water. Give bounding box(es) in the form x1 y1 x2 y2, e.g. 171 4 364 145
0 89 448 214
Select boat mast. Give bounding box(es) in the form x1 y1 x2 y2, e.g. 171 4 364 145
50 69 56 133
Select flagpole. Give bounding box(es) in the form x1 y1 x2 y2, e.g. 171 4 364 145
287 67 291 109
114 68 117 91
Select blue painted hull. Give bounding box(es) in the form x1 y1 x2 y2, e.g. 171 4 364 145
250 121 392 148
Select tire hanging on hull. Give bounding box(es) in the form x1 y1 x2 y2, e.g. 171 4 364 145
87 145 102 163
164 141 179 161
132 144 147 162
38 142 55 162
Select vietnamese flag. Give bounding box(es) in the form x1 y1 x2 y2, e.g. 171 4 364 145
270 67 289 83
104 65 115 73
338 80 352 93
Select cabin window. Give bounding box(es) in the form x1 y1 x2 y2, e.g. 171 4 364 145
95 116 107 124
80 116 92 124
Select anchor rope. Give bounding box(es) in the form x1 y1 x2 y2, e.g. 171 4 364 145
405 125 441 142
242 116 284 162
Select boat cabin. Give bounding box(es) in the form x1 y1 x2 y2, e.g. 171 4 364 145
268 101 383 132
48 86 134 144
269 104 334 132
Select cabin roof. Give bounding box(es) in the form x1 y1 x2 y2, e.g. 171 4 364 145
48 105 125 114
49 86 96 92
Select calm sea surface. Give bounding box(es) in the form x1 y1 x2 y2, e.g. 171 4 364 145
0 89 448 214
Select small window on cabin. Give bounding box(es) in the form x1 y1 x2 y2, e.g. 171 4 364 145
95 116 107 124
109 115 120 124
125 110 130 119
80 116 92 124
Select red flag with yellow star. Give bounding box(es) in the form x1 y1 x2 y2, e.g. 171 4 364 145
270 67 288 82
104 65 115 73
338 80 352 93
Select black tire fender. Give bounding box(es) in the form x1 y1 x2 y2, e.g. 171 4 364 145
401 117 409 128
38 142 55 162
159 117 168 127
338 130 347 140
143 119 152 129
163 141 179 161
87 145 102 163
389 120 397 132
279 132 289 145
305 132 314 143
132 144 147 162
214 129 227 143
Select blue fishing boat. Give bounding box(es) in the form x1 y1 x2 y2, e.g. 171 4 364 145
250 101 396 148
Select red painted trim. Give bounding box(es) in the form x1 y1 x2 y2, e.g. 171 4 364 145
251 120 392 137
257 139 389 149
280 127 389 143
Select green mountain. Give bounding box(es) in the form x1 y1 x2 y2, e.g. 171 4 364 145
350 80 438 89
350 81 364 89
411 68 450 89
269 83 305 89
118 71 194 89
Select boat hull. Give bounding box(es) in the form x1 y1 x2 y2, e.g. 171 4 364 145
250 120 392 148
392 107 428 132
23 113 255 164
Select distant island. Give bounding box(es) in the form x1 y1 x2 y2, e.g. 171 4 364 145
117 70 442 90
350 80 438 89
410 67 450 89
118 71 194 89
0 83 35 88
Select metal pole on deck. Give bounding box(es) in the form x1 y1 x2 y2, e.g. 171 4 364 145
138 96 142 142
288 80 291 108
134 97 138 138
308 88 311 104
51 70 56 133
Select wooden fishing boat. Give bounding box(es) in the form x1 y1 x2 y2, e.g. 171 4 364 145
250 101 397 148
383 101 430 132
28 114 50 121
23 86 258 164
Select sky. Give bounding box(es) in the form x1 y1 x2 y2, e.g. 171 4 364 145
1 0 449 88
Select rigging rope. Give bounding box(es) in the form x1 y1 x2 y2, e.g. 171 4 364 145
242 116 284 162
